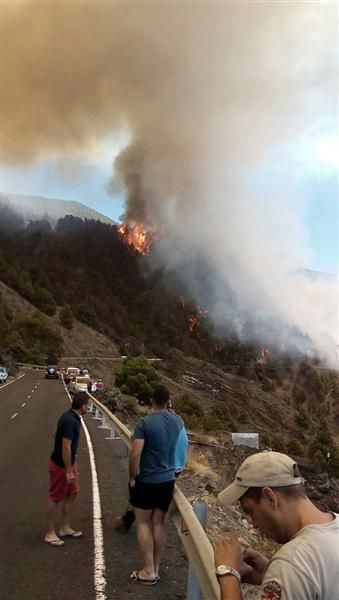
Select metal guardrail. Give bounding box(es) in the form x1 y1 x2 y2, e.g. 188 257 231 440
88 393 220 600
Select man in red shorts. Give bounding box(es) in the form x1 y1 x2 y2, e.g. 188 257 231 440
44 391 89 546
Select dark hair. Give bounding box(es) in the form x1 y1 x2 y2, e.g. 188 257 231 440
152 385 170 407
72 391 89 410
242 484 307 503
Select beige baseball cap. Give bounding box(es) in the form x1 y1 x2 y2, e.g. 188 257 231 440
218 451 302 506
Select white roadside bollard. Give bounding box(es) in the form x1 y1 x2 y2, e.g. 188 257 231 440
93 407 101 420
99 414 110 430
105 426 119 440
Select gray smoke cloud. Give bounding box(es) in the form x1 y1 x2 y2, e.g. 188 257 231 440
3 1 338 363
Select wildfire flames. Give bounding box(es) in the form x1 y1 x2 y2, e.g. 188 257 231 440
258 346 270 362
180 297 209 333
118 223 158 256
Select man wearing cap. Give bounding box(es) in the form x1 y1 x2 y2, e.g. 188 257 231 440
213 451 339 599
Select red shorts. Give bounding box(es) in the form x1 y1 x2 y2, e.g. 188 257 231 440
48 459 79 503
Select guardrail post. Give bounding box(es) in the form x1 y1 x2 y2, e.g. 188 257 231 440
187 502 208 600
99 414 110 429
93 408 101 420
105 427 119 440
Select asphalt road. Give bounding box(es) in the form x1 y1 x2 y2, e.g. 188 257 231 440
0 370 187 600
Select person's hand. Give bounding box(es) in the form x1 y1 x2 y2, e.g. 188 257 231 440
241 548 269 585
213 531 252 579
66 471 75 483
129 479 136 488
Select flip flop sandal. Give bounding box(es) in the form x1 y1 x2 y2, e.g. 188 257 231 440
59 531 83 539
130 571 158 586
44 538 64 547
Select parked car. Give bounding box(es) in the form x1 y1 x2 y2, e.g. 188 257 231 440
69 376 90 395
64 366 80 384
45 366 59 379
0 367 9 384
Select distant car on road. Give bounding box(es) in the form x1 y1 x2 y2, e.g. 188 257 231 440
45 366 59 379
0 367 9 384
64 366 80 384
69 376 90 395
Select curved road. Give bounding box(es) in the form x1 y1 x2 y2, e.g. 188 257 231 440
0 370 187 600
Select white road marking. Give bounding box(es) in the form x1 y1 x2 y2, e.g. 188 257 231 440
28 395 31 399
63 381 107 599
31 390 34 393
11 413 18 419
82 422 107 600
22 402 26 407
0 373 25 389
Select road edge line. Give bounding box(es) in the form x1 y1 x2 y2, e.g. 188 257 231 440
63 381 107 600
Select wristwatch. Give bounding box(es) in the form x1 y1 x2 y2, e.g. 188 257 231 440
215 564 241 582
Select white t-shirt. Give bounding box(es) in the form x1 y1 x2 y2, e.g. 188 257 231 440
257 514 339 600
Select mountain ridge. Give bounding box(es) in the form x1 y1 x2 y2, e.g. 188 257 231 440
2 193 115 226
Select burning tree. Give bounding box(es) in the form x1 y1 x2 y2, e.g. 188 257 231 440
117 223 158 256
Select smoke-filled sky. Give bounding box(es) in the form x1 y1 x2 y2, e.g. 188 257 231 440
1 1 338 362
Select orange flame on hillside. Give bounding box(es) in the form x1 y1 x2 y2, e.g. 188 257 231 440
188 315 198 332
118 223 158 256
258 346 269 363
188 305 209 333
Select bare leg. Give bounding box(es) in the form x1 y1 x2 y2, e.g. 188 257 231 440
45 498 60 541
134 507 156 579
59 494 78 535
152 508 166 577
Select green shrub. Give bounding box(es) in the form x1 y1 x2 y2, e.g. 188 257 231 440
262 378 275 392
73 303 99 328
14 313 63 363
295 410 309 429
32 286 57 316
59 306 74 329
202 415 223 431
309 418 339 476
286 439 304 456
238 411 248 424
293 386 307 406
114 355 159 403
214 403 230 422
174 393 204 417
183 414 202 431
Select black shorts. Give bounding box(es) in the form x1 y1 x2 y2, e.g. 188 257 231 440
129 479 175 513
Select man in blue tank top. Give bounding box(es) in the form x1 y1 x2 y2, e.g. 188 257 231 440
129 385 187 586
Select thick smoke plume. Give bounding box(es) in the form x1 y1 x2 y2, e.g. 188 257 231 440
3 2 337 362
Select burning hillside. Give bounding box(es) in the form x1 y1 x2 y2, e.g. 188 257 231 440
117 223 158 256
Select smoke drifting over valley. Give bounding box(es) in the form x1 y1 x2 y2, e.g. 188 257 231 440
3 2 338 362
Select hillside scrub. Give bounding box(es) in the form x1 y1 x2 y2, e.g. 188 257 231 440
0 209 338 469
0 211 286 371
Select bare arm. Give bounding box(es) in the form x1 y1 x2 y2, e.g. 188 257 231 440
62 437 74 481
129 439 144 485
218 576 243 600
213 532 253 600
